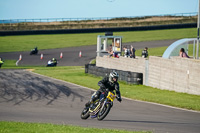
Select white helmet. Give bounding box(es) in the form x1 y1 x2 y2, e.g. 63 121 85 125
109 71 119 83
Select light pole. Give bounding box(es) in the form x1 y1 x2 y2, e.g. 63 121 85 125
196 0 200 59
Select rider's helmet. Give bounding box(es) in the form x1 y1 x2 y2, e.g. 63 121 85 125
52 58 55 61
109 71 119 83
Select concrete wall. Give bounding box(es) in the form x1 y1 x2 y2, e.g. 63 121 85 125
148 56 200 95
96 56 200 95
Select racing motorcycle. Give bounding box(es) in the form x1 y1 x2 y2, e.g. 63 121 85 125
30 47 38 55
81 91 116 121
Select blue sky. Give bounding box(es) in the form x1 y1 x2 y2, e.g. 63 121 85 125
0 0 198 20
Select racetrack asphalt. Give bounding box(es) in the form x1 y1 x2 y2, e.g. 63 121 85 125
0 39 177 66
0 69 200 133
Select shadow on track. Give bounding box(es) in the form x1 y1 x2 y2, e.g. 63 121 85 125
0 70 84 105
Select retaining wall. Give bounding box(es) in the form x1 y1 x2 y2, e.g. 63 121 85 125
148 56 200 95
96 56 200 95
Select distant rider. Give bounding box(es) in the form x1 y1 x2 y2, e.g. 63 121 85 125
30 47 38 55
47 58 57 67
85 71 122 107
34 47 38 52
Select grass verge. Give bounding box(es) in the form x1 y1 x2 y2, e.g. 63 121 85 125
0 28 196 53
0 121 149 133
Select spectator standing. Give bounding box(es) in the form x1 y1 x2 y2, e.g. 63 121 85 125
108 44 114 57
130 45 136 58
142 47 148 58
123 46 130 57
179 48 190 58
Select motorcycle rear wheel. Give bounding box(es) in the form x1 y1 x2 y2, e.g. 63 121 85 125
97 103 111 121
80 107 90 120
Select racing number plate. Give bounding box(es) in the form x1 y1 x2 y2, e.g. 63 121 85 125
107 92 116 102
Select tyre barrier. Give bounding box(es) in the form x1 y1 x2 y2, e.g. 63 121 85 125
85 64 143 85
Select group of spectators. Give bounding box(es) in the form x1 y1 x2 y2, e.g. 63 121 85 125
108 45 190 59
108 45 148 58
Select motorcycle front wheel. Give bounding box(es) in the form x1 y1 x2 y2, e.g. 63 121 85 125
97 103 111 121
80 107 90 120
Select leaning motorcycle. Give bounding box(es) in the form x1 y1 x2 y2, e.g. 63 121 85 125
30 49 38 55
81 91 116 121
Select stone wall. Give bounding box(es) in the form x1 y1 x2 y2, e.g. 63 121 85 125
96 56 200 95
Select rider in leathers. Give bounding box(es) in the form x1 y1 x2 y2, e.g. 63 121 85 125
85 71 122 107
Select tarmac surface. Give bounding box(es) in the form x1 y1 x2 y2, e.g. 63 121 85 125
0 69 200 133
0 39 177 66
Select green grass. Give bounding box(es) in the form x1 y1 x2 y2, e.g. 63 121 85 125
0 121 149 133
0 28 196 53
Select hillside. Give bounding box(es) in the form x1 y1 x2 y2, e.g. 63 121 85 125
0 15 197 31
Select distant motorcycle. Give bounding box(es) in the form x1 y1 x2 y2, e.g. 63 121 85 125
30 47 38 55
81 91 117 121
46 58 57 67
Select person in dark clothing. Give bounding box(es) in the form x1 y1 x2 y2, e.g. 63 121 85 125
123 46 130 57
142 47 148 58
30 47 38 55
85 71 122 107
130 45 136 58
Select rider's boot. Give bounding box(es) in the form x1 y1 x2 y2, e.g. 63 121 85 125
85 97 95 107
85 91 100 107
85 95 97 107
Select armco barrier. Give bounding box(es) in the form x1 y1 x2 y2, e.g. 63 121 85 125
85 64 143 85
